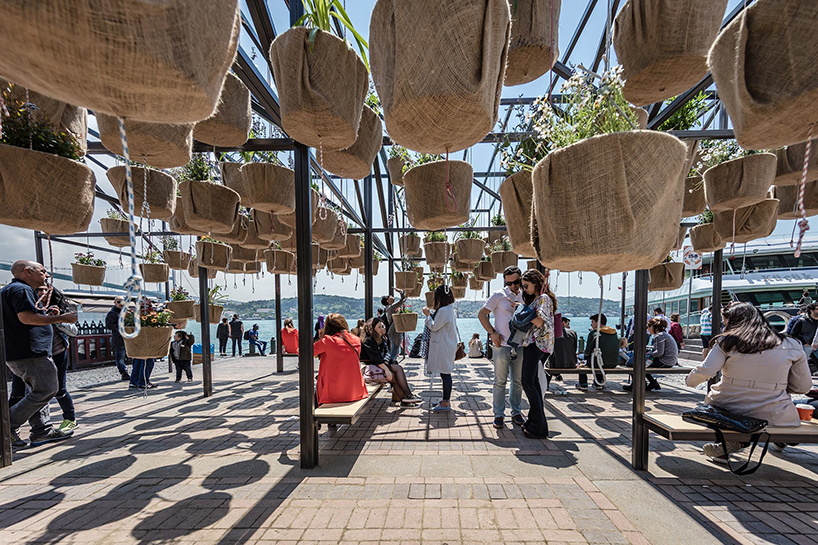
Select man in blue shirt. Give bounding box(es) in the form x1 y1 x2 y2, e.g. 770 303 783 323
2 261 77 448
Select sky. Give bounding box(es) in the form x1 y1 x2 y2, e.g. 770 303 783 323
0 0 795 307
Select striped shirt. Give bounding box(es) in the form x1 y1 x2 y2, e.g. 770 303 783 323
700 310 712 336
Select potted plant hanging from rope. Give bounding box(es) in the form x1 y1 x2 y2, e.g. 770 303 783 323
696 140 776 214
193 72 252 147
252 209 293 242
71 252 106 286
505 0 562 86
312 207 340 245
170 197 205 237
357 251 382 276
187 255 218 279
100 210 130 248
264 246 295 275
487 214 507 245
647 256 686 292
454 227 486 264
392 303 418 333
490 237 517 275
107 161 177 221
387 145 410 186
469 274 484 291
165 287 196 320
322 104 383 179
452 286 467 299
714 198 779 246
337 233 362 259
193 285 227 324
424 231 449 267
269 0 369 150
394 259 421 291
399 231 422 257
178 154 240 234
773 182 818 220
122 304 174 360
404 153 473 230
0 87 94 234
99 114 193 170
229 239 259 263
161 236 192 271
476 256 496 281
450 270 468 289
139 250 169 283
773 139 818 187
240 215 272 251
689 209 724 253
196 236 232 270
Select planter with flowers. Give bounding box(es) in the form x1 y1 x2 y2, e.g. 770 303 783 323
100 210 130 248
165 287 196 320
193 286 227 325
426 274 445 307
196 237 232 270
395 263 420 291
487 214 507 244
123 306 174 360
178 154 241 234
490 237 517 275
689 209 724 253
697 140 776 213
399 232 422 257
450 270 467 288
424 231 449 266
161 236 192 271
72 252 106 286
455 229 486 264
392 304 418 333
139 250 169 283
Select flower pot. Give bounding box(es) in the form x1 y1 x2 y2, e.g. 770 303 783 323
220 161 247 205
244 261 262 275
452 274 468 288
714 199 779 245
279 188 321 228
429 264 445 273
217 216 248 244
406 282 422 296
229 244 258 263
239 163 296 214
226 261 245 274
392 313 418 333
613 0 728 105
123 326 174 359
170 197 207 236
476 261 496 281
773 182 818 220
690 223 724 253
322 227 348 251
264 249 295 274
322 106 384 179
452 286 466 299
193 72 251 147
328 258 348 274
193 304 225 325
166 300 196 320
672 225 687 251
532 131 688 276
527 259 539 270
682 176 706 217
100 218 130 248
399 235 422 257
312 245 330 270
709 0 818 149
424 291 436 307
71 263 105 286
312 210 339 244
469 275 484 291
179 179 241 234
187 259 217 279
252 209 292 242
450 251 473 272
107 165 177 221
240 220 270 250
491 251 517 275
487 229 507 245
162 251 191 271
140 263 169 283
348 253 366 269
773 139 818 186
648 263 686 292
404 160 473 230
196 240 232 270
455 239 486 264
395 271 419 291
337 234 362 259
269 27 368 150
703 153 777 213
424 241 449 266
98 115 193 169
387 157 406 186
498 170 537 258
371 0 511 153
0 144 94 234
358 261 380 276
505 0 561 86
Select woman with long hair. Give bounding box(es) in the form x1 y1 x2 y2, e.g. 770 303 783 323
313 313 368 404
518 269 557 439
422 284 460 411
281 318 299 355
360 316 421 406
687 302 812 461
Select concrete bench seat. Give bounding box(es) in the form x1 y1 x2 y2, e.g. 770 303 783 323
544 365 693 375
314 383 383 425
644 413 818 443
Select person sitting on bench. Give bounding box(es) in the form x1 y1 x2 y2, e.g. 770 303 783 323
686 302 812 462
360 317 422 407
248 324 267 356
624 317 677 392
580 313 619 391
281 318 299 355
313 313 369 405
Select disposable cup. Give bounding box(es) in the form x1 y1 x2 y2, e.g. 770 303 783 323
796 404 814 421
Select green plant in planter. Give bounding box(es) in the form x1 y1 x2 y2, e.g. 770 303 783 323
208 285 228 305
169 287 191 301
395 302 414 314
295 0 369 70
657 91 708 132
176 154 213 182
219 129 283 165
481 253 492 262
106 209 128 221
74 252 104 267
450 271 464 283
374 251 383 262
0 91 82 160
427 273 444 291
201 236 228 246
365 87 381 116
123 308 172 328
692 140 765 176
456 227 481 241
143 250 164 264
491 214 506 227
490 237 512 253
399 257 418 272
698 209 714 225
425 231 447 242
388 144 411 162
162 236 179 251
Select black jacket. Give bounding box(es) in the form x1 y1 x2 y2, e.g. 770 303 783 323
549 327 578 369
216 323 230 340
105 306 124 348
170 335 195 362
360 336 390 366
791 315 818 346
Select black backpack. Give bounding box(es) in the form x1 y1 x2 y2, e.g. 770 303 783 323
243 330 250 341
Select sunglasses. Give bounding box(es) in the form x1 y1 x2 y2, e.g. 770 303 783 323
504 279 522 287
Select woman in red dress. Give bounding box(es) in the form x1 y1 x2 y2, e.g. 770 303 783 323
313 313 369 405
281 318 299 355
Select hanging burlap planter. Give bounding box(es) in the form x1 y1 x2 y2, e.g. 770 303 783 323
240 163 296 214
491 251 517 275
71 263 105 286
348 253 366 269
217 216 248 244
672 225 688 251
683 176 707 217
166 300 196 320
252 210 293 242
532 131 687 275
613 0 728 106
264 249 295 274
370 0 511 153
179 179 241 234
226 261 245 274
404 160 473 230
107 166 176 221
424 241 449 266
774 139 818 186
170 197 204 236
240 221 270 250
429 264 445 273
452 274 468 288
280 235 298 253
328 258 348 274
244 261 262 275
312 245 329 270
393 313 418 333
229 244 258 264
773 183 818 220
451 251 473 273
399 234 422 257
124 327 173 359
322 226 348 251
100 218 130 248
703 153 777 213
709 0 818 149
368 261 381 276
279 188 321 228
498 171 536 258
387 157 406 186
406 282 422 296
425 291 436 307
487 229 507 245
337 234 362 259
690 223 724 253
714 199 780 245
0 144 94 234
97 114 193 169
322 106 383 179
193 72 251 147
395 271 419 291
187 260 218 279
220 162 248 206
163 251 192 271
455 239 486 264
469 275 484 291
269 27 368 150
452 286 467 299
476 261 496 281
312 210 339 244
504 0 561 86
648 263 686 292
527 259 539 270
140 263 169 283
196 240 232 270
192 304 225 325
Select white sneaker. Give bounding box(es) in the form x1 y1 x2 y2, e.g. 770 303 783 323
769 442 788 452
703 441 742 459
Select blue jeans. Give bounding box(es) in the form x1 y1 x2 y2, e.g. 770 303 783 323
389 337 401 362
114 345 128 376
130 358 155 387
492 346 523 418
251 339 267 355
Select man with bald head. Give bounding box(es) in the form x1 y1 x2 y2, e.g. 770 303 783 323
2 260 77 448
105 295 131 381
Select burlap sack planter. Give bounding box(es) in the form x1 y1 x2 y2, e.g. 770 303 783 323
455 239 486 264
193 72 251 147
263 249 290 274
774 140 818 186
406 282 422 296
107 166 176 221
163 251 192 271
504 0 561 86
312 245 329 270
425 291 436 307
166 300 196 320
709 0 818 149
0 144 94 234
124 327 173 360
476 261 496 281
498 171 537 258
196 241 232 270
683 176 706 217
405 160 474 230
532 131 687 276
217 217 248 244
279 189 321 228
322 106 383 179
370 0 511 153
773 183 818 220
348 253 366 269
187 260 218 279
648 263 686 292
469 276 484 291
312 211 339 244
387 157 406 186
180 180 241 234
192 304 225 325
229 244 258 264
487 229 507 245
491 251 517 275
392 313 418 333
452 274 468 288
361 261 381 276
253 210 293 242
322 228 348 251
100 218 130 248
279 235 298 253
98 115 193 169
703 153 777 213
269 27 368 150
71 263 105 286
613 0 728 106
170 198 205 236
220 162 247 206
399 235 422 257
672 225 687 251
274 250 296 274
140 263 169 283
424 241 449 266
244 262 262 275
239 163 296 214
240 222 270 250
226 261 245 274
451 251 473 272
428 265 444 274
527 259 539 270
714 199 780 245
395 271 419 291
337 235 362 259
689 223 724 253
328 258 348 274
452 286 467 299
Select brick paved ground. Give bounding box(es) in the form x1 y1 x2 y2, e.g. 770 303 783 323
1 355 815 544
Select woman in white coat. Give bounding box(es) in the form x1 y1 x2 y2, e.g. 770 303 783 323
687 302 812 462
422 285 459 412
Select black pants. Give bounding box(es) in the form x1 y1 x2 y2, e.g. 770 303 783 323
10 351 74 422
232 337 242 356
578 367 610 387
521 344 549 436
441 373 452 401
218 337 228 355
174 359 193 381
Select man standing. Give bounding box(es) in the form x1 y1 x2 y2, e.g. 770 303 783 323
791 303 818 359
2 260 77 448
230 314 244 357
105 296 130 380
580 313 619 391
699 306 713 359
382 288 405 361
478 266 524 429
216 317 230 356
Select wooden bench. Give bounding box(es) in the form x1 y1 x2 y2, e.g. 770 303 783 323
644 413 818 443
314 383 384 426
544 366 692 375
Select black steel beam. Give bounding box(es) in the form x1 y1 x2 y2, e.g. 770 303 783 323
472 178 501 202
592 0 621 72
275 274 283 373
364 175 374 320
246 0 278 59
198 267 213 397
631 268 649 471
192 138 295 153
373 158 393 258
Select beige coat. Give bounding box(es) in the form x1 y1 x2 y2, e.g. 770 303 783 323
686 337 812 427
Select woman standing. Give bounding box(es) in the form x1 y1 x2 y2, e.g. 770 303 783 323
422 285 459 412
216 317 230 357
170 330 195 382
518 270 556 439
313 313 368 404
361 317 421 406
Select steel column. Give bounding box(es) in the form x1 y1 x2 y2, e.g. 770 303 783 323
712 250 723 336
275 274 284 373
387 183 395 294
364 175 374 320
631 269 650 471
34 231 44 263
0 291 11 468
620 272 627 337
198 268 213 397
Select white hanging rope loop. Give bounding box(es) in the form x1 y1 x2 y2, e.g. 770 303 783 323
794 123 814 258
588 276 607 388
116 118 143 339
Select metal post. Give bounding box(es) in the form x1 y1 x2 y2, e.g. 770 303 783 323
275 274 283 373
685 269 694 338
364 175 374 320
198 268 213 397
0 291 12 468
631 269 650 471
387 182 395 294
34 231 44 264
620 272 627 337
712 249 723 336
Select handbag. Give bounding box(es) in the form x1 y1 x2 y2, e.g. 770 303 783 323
682 404 770 475
553 312 563 339
363 364 390 384
455 342 466 361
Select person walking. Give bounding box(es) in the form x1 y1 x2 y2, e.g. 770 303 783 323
169 330 195 382
478 266 524 429
669 313 684 350
421 285 459 412
2 260 77 448
700 305 713 359
579 313 619 391
791 303 818 359
248 324 267 355
216 317 230 356
281 318 299 355
230 314 244 356
381 289 406 361
105 296 130 380
39 286 79 433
